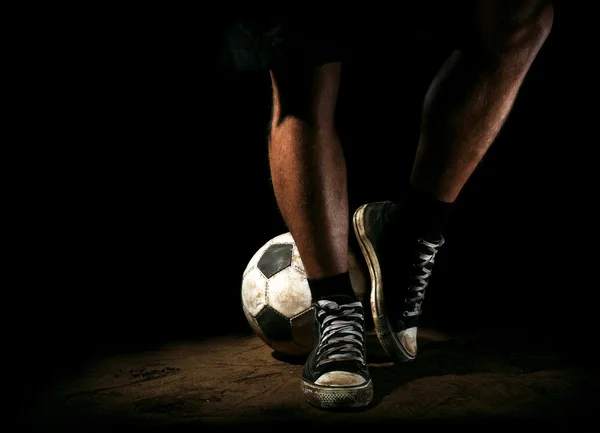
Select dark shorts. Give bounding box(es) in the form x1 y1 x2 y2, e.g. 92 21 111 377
219 15 349 72
219 6 475 72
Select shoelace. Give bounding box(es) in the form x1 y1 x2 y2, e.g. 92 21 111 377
314 300 366 368
404 237 445 318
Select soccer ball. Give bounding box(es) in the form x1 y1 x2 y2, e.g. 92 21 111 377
241 232 368 356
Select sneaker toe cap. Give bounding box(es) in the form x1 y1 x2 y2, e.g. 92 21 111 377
315 371 366 387
397 327 418 357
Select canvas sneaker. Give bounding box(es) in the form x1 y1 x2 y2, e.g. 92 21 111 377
353 201 444 362
301 295 373 409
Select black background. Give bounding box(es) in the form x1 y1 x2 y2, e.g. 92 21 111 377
20 2 594 376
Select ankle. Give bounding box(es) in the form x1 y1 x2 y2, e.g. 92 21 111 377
307 272 357 303
387 186 454 241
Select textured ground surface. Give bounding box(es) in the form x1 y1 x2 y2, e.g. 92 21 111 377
20 327 595 431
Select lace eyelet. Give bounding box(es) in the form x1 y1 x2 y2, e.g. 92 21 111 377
403 311 409 317
404 298 410 303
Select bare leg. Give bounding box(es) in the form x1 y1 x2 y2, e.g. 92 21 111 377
269 62 347 279
271 61 374 407
410 0 554 203
352 0 554 364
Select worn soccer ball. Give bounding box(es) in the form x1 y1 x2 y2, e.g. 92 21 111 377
241 232 368 356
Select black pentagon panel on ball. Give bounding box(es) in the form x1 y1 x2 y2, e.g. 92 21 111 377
257 243 293 278
255 304 292 342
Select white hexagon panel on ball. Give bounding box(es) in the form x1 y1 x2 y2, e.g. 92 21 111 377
241 232 368 357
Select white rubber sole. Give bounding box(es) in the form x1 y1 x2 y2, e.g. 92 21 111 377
301 379 373 409
353 203 416 363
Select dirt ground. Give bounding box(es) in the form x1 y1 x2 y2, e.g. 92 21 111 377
19 325 596 432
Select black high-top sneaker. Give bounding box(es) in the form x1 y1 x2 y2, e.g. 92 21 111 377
301 295 373 409
352 201 444 362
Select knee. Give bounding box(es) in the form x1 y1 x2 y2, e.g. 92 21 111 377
269 63 340 134
475 1 554 63
505 2 554 51
269 100 326 142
